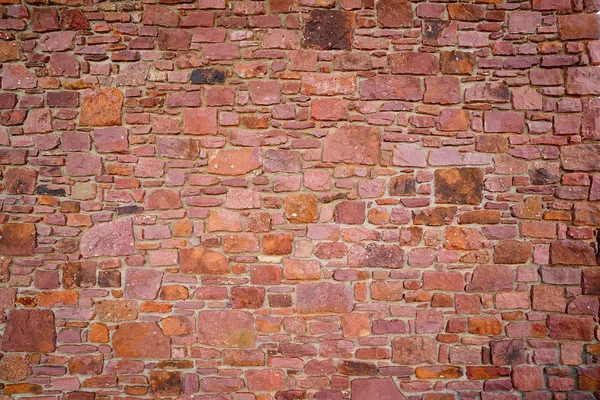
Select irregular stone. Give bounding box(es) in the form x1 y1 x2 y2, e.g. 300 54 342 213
297 282 353 314
533 0 571 10
424 76 461 104
413 207 457 226
437 108 470 131
360 75 423 101
197 310 255 347
547 315 594 341
40 31 75 52
465 82 510 103
49 53 79 77
494 240 533 264
484 111 525 133
0 223 36 256
550 240 597 266
123 268 163 300
31 7 59 32
62 261 96 289
263 233 293 255
323 125 380 165
434 168 483 205
1 309 55 352
0 354 29 381
93 127 128 153
311 98 348 121
422 20 457 46
112 322 171 358
96 300 138 322
448 4 485 21
392 336 436 364
389 52 438 75
158 28 191 50
80 88 123 127
491 340 525 365
69 355 103 375
469 315 503 335
264 149 301 173
508 11 542 33
116 63 149 86
2 64 37 90
283 259 320 280
302 9 355 50
5 168 38 195
66 153 102 176
208 147 261 175
558 14 600 40
582 99 600 140
566 67 600 95
301 73 356 96
347 244 404 268
440 50 476 75
191 68 225 84
80 218 134 258
157 137 200 159
334 201 366 224
466 265 513 292
247 370 285 392
145 189 182 210
142 5 179 26
352 378 407 400
512 366 545 391
183 108 217 135
377 0 413 28
0 41 19 62
24 109 52 134
390 174 416 196
60 9 91 30
150 371 182 396
180 248 229 275
285 193 318 223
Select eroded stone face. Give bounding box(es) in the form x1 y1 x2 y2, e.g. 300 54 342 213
434 168 484 205
0 223 36 256
2 309 56 353
377 0 413 28
322 125 380 165
80 88 124 127
302 9 355 50
112 322 171 358
197 310 255 348
80 218 134 258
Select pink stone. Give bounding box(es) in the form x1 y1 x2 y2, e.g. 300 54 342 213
146 189 183 210
392 144 426 167
197 310 255 347
1 64 37 90
566 67 600 95
360 75 423 101
66 153 102 176
124 268 163 300
248 80 281 105
323 125 380 165
93 127 128 153
183 108 218 135
225 188 261 209
31 7 59 32
116 63 149 86
23 109 52 134
297 282 353 314
484 111 525 133
352 378 406 400
389 52 439 75
508 12 542 33
80 218 135 258
49 53 80 77
512 86 543 110
40 31 75 52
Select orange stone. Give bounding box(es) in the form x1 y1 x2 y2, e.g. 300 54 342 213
0 223 36 256
89 323 109 343
80 87 123 127
208 147 262 176
180 248 229 275
285 193 318 223
112 322 171 358
468 315 503 335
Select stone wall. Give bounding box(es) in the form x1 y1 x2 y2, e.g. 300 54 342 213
0 0 600 398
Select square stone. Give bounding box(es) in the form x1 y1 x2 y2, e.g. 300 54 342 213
435 168 484 205
302 9 355 50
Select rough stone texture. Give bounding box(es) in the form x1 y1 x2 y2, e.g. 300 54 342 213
0 2 598 398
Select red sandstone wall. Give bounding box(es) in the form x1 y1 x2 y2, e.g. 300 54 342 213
0 0 600 398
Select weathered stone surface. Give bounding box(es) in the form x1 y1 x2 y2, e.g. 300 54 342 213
0 223 36 256
150 371 182 396
392 336 436 364
389 52 438 75
80 88 123 127
93 127 128 153
180 247 229 274
360 76 423 101
2 65 37 90
2 309 55 352
0 354 29 381
0 41 19 62
434 168 483 205
547 315 594 340
5 168 38 195
566 67 600 95
112 322 171 358
347 244 404 268
351 378 407 400
297 282 353 314
561 145 600 171
558 14 600 40
124 268 163 300
285 193 318 223
466 265 513 292
550 240 597 266
440 50 476 75
465 82 510 103
323 125 380 165
197 310 255 347
303 9 355 50
377 0 413 28
145 189 182 210
191 68 225 84
208 147 261 175
80 218 134 258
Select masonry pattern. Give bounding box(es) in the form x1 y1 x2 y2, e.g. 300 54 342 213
0 0 600 398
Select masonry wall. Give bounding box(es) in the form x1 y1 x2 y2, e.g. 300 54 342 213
0 0 600 398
